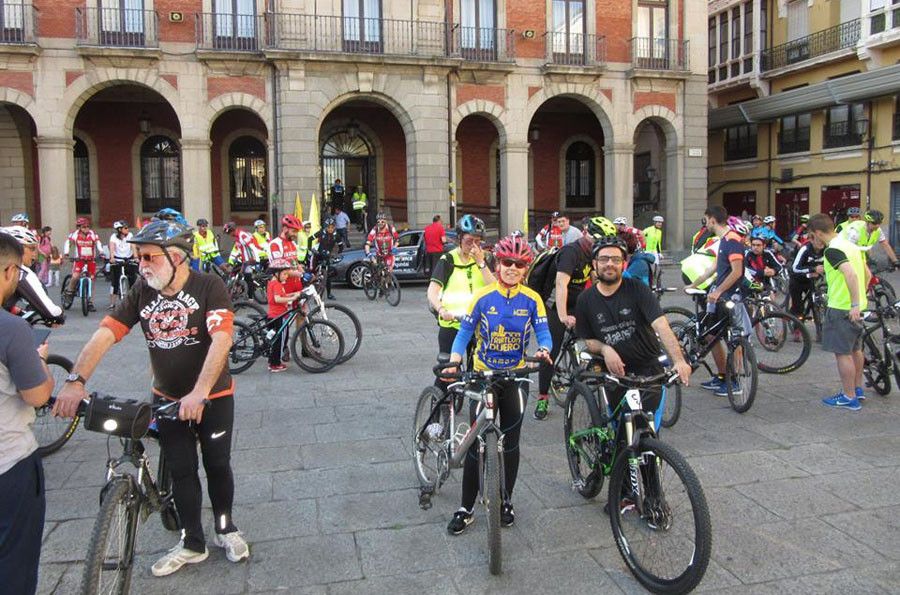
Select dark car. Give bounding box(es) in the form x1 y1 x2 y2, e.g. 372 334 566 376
334 229 457 288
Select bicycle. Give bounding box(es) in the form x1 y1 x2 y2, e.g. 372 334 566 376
563 360 711 593
860 300 900 396
868 260 898 313
413 356 542 575
743 289 812 374
228 303 345 374
111 257 138 300
61 260 95 316
363 255 401 306
669 288 759 414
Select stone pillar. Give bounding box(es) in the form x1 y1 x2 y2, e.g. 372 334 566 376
36 136 75 236
665 146 685 250
180 138 213 224
500 142 529 236
604 143 634 222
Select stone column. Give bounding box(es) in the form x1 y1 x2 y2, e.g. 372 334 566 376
604 143 634 222
665 146 685 249
36 136 75 235
180 138 213 224
500 141 529 236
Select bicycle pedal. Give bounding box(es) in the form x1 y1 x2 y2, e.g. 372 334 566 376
418 488 434 510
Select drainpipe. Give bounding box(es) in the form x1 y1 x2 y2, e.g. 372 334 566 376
271 62 282 233
865 100 873 209
447 71 456 227
766 123 773 214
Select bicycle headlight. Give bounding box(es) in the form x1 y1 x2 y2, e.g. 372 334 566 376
725 300 735 310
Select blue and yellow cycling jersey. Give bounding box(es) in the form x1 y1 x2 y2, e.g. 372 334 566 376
452 282 553 371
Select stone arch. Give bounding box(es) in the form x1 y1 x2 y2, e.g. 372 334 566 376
316 91 416 147
523 83 615 144
631 106 681 239
630 105 680 150
452 99 508 145
205 92 271 136
0 87 40 130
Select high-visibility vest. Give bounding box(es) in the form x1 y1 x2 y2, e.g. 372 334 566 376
643 226 662 253
352 192 367 211
438 248 487 329
253 231 271 259
193 230 220 259
680 239 718 290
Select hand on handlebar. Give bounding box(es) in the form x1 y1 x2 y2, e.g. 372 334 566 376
674 360 692 387
534 349 552 365
178 390 210 423
53 381 88 419
600 345 626 376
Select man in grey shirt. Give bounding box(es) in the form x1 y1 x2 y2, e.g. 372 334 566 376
558 214 584 245
333 206 352 248
0 231 53 595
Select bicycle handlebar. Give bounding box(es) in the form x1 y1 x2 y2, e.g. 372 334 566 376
432 356 545 381
47 395 207 421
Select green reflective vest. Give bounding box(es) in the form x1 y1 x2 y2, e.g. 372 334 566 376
296 231 310 261
253 231 271 259
193 229 219 259
842 219 881 250
643 226 663 254
680 239 718 290
352 192 367 211
438 248 487 329
824 235 867 311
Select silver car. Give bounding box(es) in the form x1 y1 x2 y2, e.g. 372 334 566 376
333 229 457 288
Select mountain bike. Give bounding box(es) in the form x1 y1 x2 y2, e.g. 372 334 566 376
743 290 811 374
363 255 401 306
792 274 827 343
229 304 345 374
868 260 899 312
111 258 138 301
414 357 542 575
61 261 95 316
564 361 711 593
861 300 900 396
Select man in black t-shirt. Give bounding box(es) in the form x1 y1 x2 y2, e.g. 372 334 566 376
575 236 691 410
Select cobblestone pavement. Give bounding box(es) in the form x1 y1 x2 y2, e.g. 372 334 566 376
37 270 900 594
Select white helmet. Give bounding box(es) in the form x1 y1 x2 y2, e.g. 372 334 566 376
763 215 775 224
113 220 128 231
731 220 751 236
1 225 38 245
254 219 266 228
652 215 664 223
10 212 29 224
613 217 628 226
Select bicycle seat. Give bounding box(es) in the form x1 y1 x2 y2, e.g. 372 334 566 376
684 288 708 296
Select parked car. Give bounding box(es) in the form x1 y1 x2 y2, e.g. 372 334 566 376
334 229 457 288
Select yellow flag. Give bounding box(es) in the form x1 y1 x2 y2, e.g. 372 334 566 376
309 193 321 238
294 192 303 221
522 208 529 237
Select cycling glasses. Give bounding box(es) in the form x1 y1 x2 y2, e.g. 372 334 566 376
499 258 529 269
137 251 166 263
595 256 624 265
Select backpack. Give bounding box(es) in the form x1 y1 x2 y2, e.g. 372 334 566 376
624 252 656 286
526 247 561 300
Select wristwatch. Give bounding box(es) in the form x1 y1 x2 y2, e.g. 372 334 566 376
65 373 87 385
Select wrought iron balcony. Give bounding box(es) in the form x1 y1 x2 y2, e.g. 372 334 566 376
823 119 868 149
629 37 689 71
449 25 516 62
196 12 265 51
761 19 860 72
76 7 158 48
0 2 37 45
543 31 606 67
777 129 811 154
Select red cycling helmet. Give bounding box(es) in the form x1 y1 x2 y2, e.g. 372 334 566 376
281 215 302 230
76 217 90 227
493 234 534 264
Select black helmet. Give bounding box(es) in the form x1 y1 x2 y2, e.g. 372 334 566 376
128 220 194 253
196 218 209 226
591 235 628 259
864 210 884 224
456 214 485 237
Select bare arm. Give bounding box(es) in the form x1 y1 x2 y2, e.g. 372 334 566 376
427 281 443 313
191 331 232 397
554 271 572 319
52 327 117 417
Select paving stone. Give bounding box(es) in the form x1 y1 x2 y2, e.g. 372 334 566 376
231 446 305 473
327 569 460 595
768 442 874 475
40 518 95 563
130 549 249 594
815 466 900 509
317 489 434 533
704 487 782 527
239 499 319 542
356 523 451 577
689 450 809 487
233 424 318 450
822 506 900 560
300 437 407 469
245 535 362 591
736 475 860 520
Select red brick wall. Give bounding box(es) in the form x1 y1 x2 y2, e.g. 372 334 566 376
36 0 80 38
73 100 180 226
597 0 632 63
208 76 266 102
210 110 268 225
507 2 545 59
456 115 498 208
456 84 505 108
157 0 201 43
633 91 676 114
0 71 33 97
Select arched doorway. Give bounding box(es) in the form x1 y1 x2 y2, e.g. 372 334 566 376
210 108 269 225
455 114 501 230
321 128 374 224
0 103 37 226
633 118 671 231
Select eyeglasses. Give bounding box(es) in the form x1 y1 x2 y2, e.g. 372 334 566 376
499 258 528 269
138 251 165 263
595 256 624 265
461 236 481 245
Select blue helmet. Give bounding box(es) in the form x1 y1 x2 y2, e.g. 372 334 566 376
129 220 194 253
456 214 485 237
154 208 188 226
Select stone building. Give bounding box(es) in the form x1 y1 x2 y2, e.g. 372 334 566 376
0 0 707 248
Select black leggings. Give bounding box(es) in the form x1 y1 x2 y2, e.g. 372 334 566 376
157 395 237 553
538 305 567 394
460 379 527 511
267 317 289 366
434 325 458 390
789 277 812 318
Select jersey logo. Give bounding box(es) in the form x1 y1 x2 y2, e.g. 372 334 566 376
513 309 529 317
595 312 606 324
486 305 498 315
620 308 632 316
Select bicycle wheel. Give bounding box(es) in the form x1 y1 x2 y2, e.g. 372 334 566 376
291 319 345 373
483 431 502 576
659 383 682 429
253 282 267 305
563 381 605 499
81 477 140 595
889 337 900 396
663 306 694 327
385 273 401 307
550 344 576 408
608 437 711 594
157 454 181 532
81 284 89 317
863 335 890 396
34 355 79 457
61 275 73 310
752 311 811 374
362 267 377 301
307 302 362 364
233 299 267 321
726 338 758 413
228 319 260 374
412 386 450 488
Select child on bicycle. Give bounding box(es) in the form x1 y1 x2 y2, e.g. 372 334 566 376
266 259 301 373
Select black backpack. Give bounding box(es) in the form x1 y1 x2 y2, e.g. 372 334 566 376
526 247 561 300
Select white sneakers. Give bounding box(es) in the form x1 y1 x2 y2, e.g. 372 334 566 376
151 532 249 577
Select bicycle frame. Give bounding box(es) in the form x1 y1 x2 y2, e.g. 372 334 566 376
78 275 92 298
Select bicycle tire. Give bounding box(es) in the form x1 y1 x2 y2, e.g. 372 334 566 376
659 383 682 429
61 275 73 310
484 431 502 576
726 337 758 413
362 267 377 301
663 306 694 326
81 477 140 595
863 334 890 396
291 319 345 373
228 319 260 374
563 381 605 499
81 284 89 317
157 454 181 532
385 274 402 307
233 299 267 321
753 311 811 374
34 355 79 457
550 344 577 408
608 437 711 594
308 302 362 364
412 386 450 488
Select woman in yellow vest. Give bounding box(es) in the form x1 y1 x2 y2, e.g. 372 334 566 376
252 219 272 266
643 215 664 258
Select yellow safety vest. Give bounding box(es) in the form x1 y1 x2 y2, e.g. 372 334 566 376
842 219 881 249
439 248 487 329
253 231 271 259
193 230 219 259
680 239 718 290
296 231 309 261
352 192 367 211
643 226 663 253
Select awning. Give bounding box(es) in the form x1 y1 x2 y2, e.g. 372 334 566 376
709 63 900 130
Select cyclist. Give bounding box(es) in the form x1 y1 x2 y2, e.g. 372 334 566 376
750 214 765 238
840 209 899 267
427 214 493 388
691 217 716 253
53 219 249 576
107 220 137 310
251 219 271 269
755 215 785 250
786 214 810 252
312 217 344 300
444 234 552 534
63 217 103 312
745 235 783 291
643 215 664 259
575 235 691 407
10 212 29 228
365 212 399 272
534 215 617 421
191 219 225 272
223 221 262 294
614 217 646 251
535 211 563 251
296 221 312 266
835 206 861 234
269 215 306 298
0 227 65 324
685 206 753 397
265 258 301 373
788 236 824 341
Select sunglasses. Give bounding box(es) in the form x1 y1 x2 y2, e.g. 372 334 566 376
137 251 166 263
499 258 529 269
595 256 624 265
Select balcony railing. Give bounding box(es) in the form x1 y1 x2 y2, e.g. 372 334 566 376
76 7 158 48
761 19 860 72
630 37 689 71
196 12 264 51
0 2 37 44
544 31 606 67
893 113 900 141
449 25 516 62
778 129 811 154
823 119 868 149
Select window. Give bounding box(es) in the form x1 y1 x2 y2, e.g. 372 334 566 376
708 16 716 66
0 0 27 42
141 136 181 213
760 0 767 51
397 232 420 247
460 0 496 58
74 138 91 215
743 1 754 72
725 124 758 161
229 136 267 213
787 0 808 41
565 142 594 209
893 95 900 141
213 0 256 50
824 103 867 148
99 0 145 46
551 0 586 60
343 0 382 51
718 11 728 79
731 8 741 59
778 113 811 154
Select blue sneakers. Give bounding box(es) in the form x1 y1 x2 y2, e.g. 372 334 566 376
822 393 862 411
714 381 740 397
700 377 725 391
855 387 866 401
